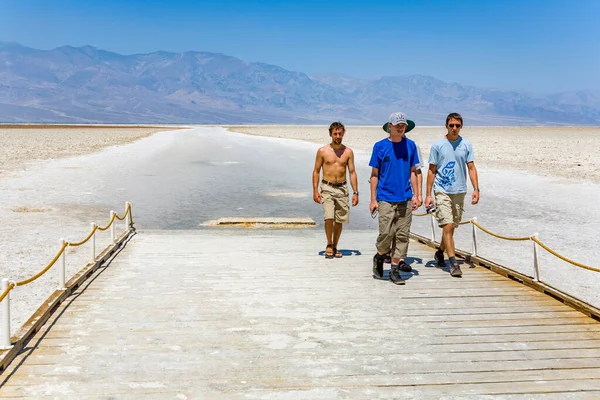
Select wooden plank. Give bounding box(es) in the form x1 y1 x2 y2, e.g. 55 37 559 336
411 232 600 321
2 230 599 397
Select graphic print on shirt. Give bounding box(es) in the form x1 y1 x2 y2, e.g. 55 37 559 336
439 161 456 188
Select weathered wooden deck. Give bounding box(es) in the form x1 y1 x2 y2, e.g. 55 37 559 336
1 229 600 399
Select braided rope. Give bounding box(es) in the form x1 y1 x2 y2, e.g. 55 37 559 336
69 225 98 247
16 241 69 286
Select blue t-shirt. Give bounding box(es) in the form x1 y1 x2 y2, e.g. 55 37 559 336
428 136 474 194
369 137 420 202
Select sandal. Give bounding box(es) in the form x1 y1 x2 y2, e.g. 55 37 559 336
325 244 334 259
333 247 343 258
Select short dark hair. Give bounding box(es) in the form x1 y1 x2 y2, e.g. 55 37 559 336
329 121 345 134
445 113 463 126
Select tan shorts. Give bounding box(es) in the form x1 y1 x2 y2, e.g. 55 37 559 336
375 200 412 260
435 191 465 228
320 183 349 224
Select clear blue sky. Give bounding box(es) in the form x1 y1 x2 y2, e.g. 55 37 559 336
1 0 599 93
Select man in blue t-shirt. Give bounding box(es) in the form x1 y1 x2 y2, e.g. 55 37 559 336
425 112 480 278
369 112 422 285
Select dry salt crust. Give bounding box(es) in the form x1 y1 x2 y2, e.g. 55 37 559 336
1 124 599 338
0 126 183 333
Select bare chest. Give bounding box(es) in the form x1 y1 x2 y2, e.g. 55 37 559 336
323 148 349 166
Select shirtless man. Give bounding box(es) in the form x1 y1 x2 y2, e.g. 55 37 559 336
312 121 359 259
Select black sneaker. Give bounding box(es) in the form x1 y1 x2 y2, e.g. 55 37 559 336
435 249 445 267
450 263 463 277
372 254 384 279
398 260 412 272
389 267 405 285
383 253 392 264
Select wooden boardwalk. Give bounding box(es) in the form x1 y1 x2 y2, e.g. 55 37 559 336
1 229 600 399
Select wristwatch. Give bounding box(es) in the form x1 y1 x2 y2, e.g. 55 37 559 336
353 192 359 195
474 188 480 191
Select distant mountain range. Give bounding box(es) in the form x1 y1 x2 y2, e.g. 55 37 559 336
1 42 599 125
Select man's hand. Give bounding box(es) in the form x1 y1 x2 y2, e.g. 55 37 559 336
425 195 434 210
313 191 321 204
472 190 480 205
414 195 423 210
352 193 359 207
369 200 378 214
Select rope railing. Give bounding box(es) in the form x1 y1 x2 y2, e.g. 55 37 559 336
531 236 600 273
68 225 98 247
97 211 117 231
413 210 595 275
1 201 134 349
470 219 530 241
16 241 69 286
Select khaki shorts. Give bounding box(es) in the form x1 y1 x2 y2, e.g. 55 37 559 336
375 200 412 260
435 191 465 228
320 183 349 224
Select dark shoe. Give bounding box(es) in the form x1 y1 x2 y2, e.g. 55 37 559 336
450 263 463 277
373 254 384 279
398 260 412 272
389 267 405 285
383 253 392 264
435 249 445 267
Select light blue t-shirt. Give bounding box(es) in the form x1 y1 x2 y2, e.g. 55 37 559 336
369 137 420 202
428 136 474 194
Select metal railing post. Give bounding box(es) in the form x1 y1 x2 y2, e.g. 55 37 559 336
110 210 116 244
59 239 66 289
532 233 540 281
471 217 478 257
430 213 436 242
1 279 11 349
91 222 96 263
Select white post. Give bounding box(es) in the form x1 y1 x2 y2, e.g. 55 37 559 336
110 210 116 244
532 233 540 281
471 217 478 257
429 213 436 242
125 201 132 230
1 279 11 349
91 222 96 263
59 238 66 290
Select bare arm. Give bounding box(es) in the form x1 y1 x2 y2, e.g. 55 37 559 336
369 167 379 213
424 164 437 209
413 167 423 209
467 161 480 205
410 168 419 210
347 149 359 206
312 149 324 204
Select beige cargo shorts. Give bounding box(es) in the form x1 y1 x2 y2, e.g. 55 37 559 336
434 191 466 228
320 182 349 224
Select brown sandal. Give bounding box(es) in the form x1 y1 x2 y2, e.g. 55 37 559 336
325 244 334 259
333 247 343 258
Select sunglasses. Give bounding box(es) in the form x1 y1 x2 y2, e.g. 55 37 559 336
448 124 462 128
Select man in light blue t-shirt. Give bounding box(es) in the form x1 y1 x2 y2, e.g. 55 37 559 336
425 112 480 278
369 112 422 285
